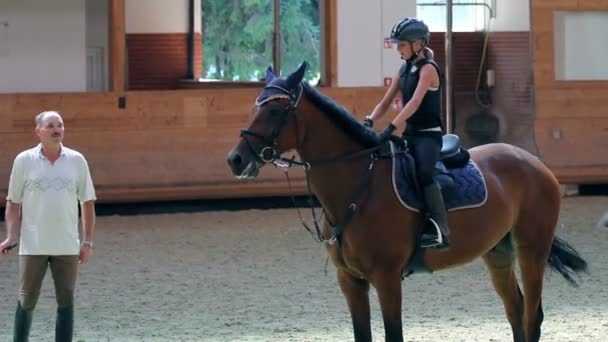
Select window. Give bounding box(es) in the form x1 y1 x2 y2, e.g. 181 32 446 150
201 0 321 83
554 11 608 81
416 0 490 32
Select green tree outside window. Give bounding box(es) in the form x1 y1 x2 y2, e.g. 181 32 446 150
202 0 320 82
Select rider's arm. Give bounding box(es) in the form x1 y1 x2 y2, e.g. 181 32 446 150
3 201 21 245
368 69 401 122
80 200 95 245
390 64 436 127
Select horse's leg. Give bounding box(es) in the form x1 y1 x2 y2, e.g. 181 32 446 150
482 234 525 342
513 205 558 341
337 268 372 342
372 272 404 342
516 245 548 342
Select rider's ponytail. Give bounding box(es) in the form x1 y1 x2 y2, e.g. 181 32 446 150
423 47 434 60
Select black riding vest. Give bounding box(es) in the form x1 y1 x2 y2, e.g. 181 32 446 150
399 58 443 131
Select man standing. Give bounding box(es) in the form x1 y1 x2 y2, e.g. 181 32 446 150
0 111 96 342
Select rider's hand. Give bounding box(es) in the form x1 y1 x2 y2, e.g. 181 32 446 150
363 116 374 128
378 123 397 143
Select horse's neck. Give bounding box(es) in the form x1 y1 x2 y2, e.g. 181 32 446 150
297 105 371 223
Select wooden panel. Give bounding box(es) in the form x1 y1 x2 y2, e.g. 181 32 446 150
535 117 608 166
535 88 608 118
109 0 126 92
580 0 608 10
323 0 338 87
531 0 608 182
0 87 386 204
533 0 581 10
550 166 608 184
531 10 554 32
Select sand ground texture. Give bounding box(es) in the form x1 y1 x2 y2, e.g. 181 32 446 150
1 196 607 342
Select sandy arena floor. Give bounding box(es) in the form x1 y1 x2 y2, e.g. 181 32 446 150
1 196 607 342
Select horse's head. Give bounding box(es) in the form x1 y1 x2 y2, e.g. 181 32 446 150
227 62 307 178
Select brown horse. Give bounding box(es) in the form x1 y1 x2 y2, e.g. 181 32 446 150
226 63 587 342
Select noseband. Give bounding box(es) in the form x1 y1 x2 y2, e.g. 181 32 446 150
240 83 303 164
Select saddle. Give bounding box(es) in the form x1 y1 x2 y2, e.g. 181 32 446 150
391 134 488 213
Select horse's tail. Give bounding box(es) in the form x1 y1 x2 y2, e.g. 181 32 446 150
547 236 588 287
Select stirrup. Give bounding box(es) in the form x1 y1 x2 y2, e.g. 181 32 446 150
419 218 449 250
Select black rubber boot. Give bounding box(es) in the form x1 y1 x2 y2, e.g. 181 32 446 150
420 182 450 250
55 306 73 342
14 302 33 342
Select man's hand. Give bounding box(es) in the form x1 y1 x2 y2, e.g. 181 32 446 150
79 242 93 264
363 116 374 128
0 238 18 256
378 123 397 143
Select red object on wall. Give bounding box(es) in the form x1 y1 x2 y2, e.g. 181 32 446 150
384 77 392 86
384 37 393 49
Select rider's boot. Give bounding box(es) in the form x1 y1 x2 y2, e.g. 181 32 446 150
14 302 33 342
55 305 73 342
420 182 450 250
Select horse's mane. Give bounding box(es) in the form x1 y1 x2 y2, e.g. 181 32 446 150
301 82 380 148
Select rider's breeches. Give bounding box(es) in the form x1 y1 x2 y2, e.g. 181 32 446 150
18 255 79 310
406 132 442 187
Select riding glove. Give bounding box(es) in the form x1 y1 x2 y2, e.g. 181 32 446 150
378 123 397 142
363 116 374 128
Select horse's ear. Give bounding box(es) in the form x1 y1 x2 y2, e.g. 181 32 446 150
286 62 307 87
265 66 276 84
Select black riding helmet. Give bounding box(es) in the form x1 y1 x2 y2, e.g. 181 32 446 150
389 17 430 45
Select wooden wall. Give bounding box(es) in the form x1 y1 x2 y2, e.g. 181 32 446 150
0 87 385 204
532 0 608 183
3 0 608 206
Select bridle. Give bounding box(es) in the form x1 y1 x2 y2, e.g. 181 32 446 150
239 83 304 165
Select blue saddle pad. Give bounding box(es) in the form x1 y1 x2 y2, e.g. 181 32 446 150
390 142 488 212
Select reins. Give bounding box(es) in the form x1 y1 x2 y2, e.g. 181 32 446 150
274 144 385 246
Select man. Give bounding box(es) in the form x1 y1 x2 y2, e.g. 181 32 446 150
0 110 96 342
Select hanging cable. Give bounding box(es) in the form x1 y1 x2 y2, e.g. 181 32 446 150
475 4 494 109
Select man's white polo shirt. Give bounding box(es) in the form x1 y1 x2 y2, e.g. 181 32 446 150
6 144 96 255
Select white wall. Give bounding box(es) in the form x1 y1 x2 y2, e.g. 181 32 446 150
126 0 201 34
337 0 416 87
490 0 530 31
0 0 86 93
